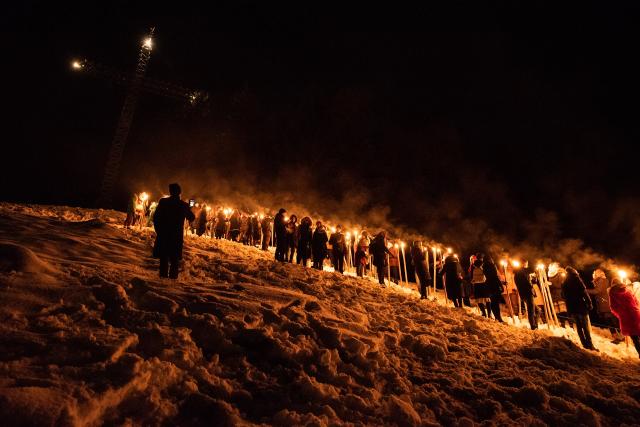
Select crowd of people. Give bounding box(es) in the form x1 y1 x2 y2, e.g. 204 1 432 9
144 184 640 358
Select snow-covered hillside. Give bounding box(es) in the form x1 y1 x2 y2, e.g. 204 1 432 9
0 203 639 426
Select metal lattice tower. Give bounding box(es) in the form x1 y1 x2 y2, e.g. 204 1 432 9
95 28 154 208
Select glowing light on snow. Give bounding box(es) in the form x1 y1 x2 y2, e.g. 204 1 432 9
142 37 153 50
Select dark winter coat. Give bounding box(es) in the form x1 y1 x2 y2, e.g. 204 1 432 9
410 246 430 278
196 209 208 236
252 217 261 241
297 223 313 259
274 212 287 239
483 260 504 297
442 256 462 300
215 212 227 234
286 222 298 247
152 196 195 259
329 232 347 255
229 213 241 231
609 284 640 336
312 228 328 261
514 268 534 298
561 273 593 315
369 236 390 268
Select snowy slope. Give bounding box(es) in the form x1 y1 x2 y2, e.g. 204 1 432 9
0 202 639 426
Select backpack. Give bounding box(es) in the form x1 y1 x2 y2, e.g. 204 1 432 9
471 265 486 284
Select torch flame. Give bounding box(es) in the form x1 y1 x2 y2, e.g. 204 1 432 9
537 263 545 271
500 259 508 267
143 37 153 50
511 260 521 268
140 192 149 202
618 270 628 280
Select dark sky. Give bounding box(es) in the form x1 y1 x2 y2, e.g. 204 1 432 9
9 2 640 265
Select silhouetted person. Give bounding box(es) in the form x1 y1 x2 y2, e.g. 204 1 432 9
312 222 328 270
329 225 347 274
562 267 597 351
261 216 272 250
285 215 298 262
483 256 504 322
369 231 392 286
442 255 463 307
297 217 313 266
229 210 241 241
152 183 195 279
514 260 538 330
410 241 431 299
274 208 287 261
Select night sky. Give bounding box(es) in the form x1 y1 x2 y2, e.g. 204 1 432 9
9 2 640 265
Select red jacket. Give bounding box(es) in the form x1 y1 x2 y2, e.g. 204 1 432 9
609 285 640 336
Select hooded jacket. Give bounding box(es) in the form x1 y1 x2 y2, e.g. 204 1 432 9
609 284 640 336
561 271 593 315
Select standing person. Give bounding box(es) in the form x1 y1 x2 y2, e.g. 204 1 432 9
562 267 597 351
251 215 261 247
195 204 208 237
312 222 328 270
469 254 491 317
590 270 623 342
274 208 287 262
389 243 401 284
260 215 272 251
410 241 431 299
355 231 370 277
152 183 195 279
297 217 313 266
214 209 227 239
285 215 298 262
609 277 640 358
190 203 201 235
442 255 463 307
329 225 347 274
240 214 250 245
514 260 538 330
369 231 392 286
229 210 241 241
483 257 504 322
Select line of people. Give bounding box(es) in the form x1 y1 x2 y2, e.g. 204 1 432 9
146 188 640 358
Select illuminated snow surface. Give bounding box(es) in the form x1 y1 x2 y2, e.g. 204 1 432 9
0 202 639 426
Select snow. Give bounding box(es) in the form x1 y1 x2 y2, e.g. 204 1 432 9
0 202 639 426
